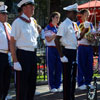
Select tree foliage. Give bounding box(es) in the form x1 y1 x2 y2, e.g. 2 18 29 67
76 0 90 5
5 0 13 12
34 0 48 26
2 0 95 26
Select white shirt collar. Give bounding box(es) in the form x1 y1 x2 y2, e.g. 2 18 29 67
66 18 73 23
0 22 7 27
21 13 30 20
0 22 5 27
0 22 3 25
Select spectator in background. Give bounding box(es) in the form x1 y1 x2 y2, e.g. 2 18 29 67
44 12 62 93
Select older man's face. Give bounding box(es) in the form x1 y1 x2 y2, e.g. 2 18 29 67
0 13 8 23
24 4 35 17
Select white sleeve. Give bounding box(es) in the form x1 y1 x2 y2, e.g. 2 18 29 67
41 30 45 39
92 27 96 33
57 23 65 37
11 20 20 40
44 30 52 37
90 23 96 33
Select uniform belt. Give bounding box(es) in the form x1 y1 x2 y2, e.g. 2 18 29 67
0 50 8 54
47 46 56 48
78 44 91 47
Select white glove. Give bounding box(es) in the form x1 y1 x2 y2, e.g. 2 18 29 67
60 56 68 63
84 21 90 28
14 62 22 71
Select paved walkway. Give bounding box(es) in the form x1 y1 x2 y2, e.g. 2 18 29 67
34 82 100 100
8 80 100 100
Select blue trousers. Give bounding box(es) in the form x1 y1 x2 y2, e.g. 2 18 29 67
77 45 93 86
46 46 62 89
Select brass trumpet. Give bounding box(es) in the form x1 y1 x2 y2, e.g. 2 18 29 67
79 22 95 42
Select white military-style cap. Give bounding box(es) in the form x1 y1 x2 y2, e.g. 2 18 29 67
17 0 35 8
63 3 79 12
0 5 8 13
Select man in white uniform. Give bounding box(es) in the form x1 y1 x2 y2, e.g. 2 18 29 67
10 0 39 100
55 3 79 100
0 5 11 100
55 3 90 100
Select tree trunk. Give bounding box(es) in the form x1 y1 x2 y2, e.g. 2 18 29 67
50 0 77 21
5 0 13 12
50 0 61 13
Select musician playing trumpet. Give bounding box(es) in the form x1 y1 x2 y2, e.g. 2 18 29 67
77 9 96 90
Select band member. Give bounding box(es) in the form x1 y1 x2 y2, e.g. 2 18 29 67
0 5 11 100
55 3 79 100
10 0 39 100
44 12 62 92
77 9 96 90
